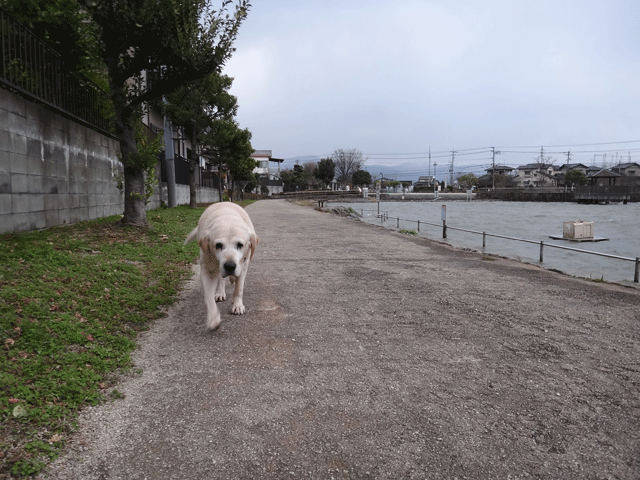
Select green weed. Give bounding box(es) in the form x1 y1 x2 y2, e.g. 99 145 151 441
0 204 206 477
399 229 418 236
588 275 606 283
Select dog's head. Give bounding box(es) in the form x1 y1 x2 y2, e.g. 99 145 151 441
200 227 258 279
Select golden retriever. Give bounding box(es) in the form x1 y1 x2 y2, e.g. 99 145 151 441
185 202 258 330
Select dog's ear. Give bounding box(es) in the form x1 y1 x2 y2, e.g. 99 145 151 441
250 233 259 260
198 236 208 252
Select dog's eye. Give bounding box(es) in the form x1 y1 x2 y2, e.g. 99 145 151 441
237 242 244 249
215 242 223 250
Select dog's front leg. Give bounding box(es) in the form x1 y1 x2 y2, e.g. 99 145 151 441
201 267 223 330
230 266 248 315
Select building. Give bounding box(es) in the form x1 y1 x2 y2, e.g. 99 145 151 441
589 168 620 187
485 165 514 176
251 150 284 195
557 163 589 175
514 163 558 187
413 176 437 191
611 162 640 178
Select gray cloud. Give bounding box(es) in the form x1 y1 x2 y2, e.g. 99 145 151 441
223 1 640 172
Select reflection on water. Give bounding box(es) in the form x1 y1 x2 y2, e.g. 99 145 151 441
337 200 640 283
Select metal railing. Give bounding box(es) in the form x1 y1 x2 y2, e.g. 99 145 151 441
0 8 113 134
356 205 640 283
284 190 362 199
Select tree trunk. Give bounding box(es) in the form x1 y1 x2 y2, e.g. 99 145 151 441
217 164 223 202
121 168 149 227
111 77 149 227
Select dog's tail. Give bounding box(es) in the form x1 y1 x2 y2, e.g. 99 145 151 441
184 226 198 246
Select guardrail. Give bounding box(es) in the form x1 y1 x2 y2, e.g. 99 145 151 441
355 205 640 283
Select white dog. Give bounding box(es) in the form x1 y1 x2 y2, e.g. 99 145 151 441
185 202 258 330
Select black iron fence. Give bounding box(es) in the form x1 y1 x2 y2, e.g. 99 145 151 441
201 170 219 189
159 154 192 185
0 8 113 134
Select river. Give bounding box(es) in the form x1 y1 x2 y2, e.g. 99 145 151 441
334 200 640 284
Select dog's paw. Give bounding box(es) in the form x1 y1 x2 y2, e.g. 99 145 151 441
230 300 245 315
214 292 226 302
206 312 222 331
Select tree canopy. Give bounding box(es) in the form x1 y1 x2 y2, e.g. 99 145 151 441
79 0 250 226
163 72 238 206
565 169 587 186
332 149 365 188
352 169 372 187
314 158 335 188
201 119 254 201
457 173 479 189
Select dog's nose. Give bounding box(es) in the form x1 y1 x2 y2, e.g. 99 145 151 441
223 261 236 274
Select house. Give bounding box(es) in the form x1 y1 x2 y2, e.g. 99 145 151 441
485 165 514 176
251 150 284 195
413 176 437 191
557 163 589 175
611 162 640 177
514 163 558 187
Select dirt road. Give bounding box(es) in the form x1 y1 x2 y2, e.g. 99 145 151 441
40 200 640 479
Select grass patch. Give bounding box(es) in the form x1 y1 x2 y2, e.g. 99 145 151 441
399 229 418 236
0 204 215 477
587 275 606 283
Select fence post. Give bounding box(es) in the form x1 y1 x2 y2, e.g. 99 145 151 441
483 232 486 248
540 241 544 263
417 220 420 232
442 205 447 239
397 217 399 228
635 257 639 283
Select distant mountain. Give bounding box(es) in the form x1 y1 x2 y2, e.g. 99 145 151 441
280 157 487 183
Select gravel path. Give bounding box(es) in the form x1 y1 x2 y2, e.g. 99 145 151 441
39 200 640 479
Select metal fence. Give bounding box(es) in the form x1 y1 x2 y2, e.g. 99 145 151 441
0 8 113 134
284 190 363 200
358 205 640 283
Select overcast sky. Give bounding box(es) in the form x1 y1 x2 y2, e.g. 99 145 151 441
223 1 640 175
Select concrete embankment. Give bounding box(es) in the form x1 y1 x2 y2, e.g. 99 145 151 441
42 199 640 480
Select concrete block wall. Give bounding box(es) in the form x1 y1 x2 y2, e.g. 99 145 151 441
152 184 219 208
0 88 123 233
1 88 219 234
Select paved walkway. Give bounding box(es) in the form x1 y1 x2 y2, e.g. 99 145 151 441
41 200 640 479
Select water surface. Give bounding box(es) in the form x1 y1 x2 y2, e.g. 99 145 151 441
336 200 640 283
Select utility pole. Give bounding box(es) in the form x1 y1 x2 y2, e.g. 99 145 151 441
428 146 431 177
450 150 456 188
491 147 500 191
433 162 437 193
564 150 572 166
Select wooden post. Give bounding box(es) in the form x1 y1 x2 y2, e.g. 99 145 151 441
540 241 544 263
483 232 486 248
417 220 420 232
635 257 639 283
